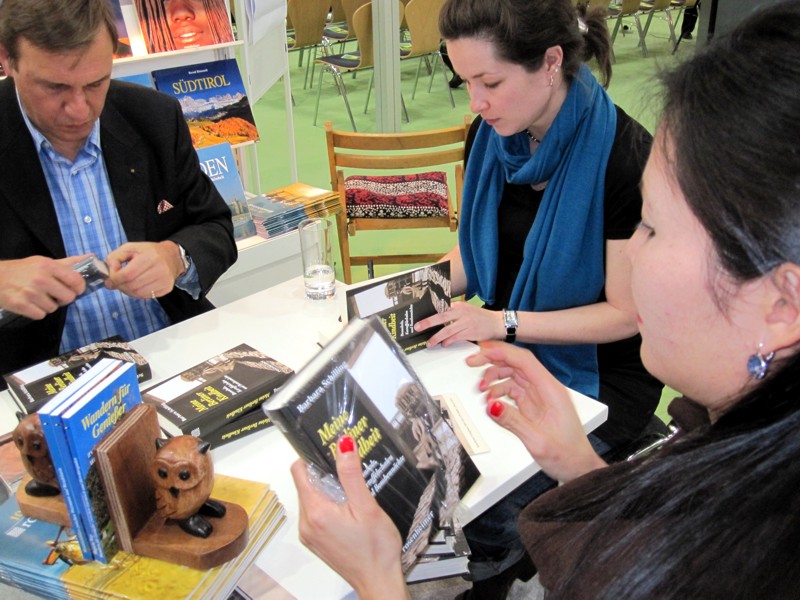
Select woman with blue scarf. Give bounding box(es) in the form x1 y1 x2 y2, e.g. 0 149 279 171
411 0 664 596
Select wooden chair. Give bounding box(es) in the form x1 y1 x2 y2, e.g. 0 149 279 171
325 117 471 283
400 0 453 107
286 0 331 89
322 0 369 48
608 0 647 58
314 1 406 131
640 0 679 50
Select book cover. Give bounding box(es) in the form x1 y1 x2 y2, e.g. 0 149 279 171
246 183 339 240
152 58 260 149
3 335 151 415
133 0 234 54
196 142 257 241
115 72 154 88
200 405 274 449
93 404 159 553
108 0 133 58
0 474 284 600
59 361 142 562
141 343 293 438
37 358 124 562
264 315 479 571
344 262 452 354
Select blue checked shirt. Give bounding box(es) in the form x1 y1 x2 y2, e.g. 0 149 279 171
19 96 199 353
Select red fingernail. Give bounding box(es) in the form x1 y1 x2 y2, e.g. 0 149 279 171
338 435 355 454
489 400 505 418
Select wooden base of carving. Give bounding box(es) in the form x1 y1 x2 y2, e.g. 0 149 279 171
16 475 71 527
132 499 248 570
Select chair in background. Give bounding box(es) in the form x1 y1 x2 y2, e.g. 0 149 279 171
640 0 679 50
325 117 471 283
608 0 647 58
286 0 330 89
400 0 454 107
671 0 699 53
322 0 369 50
314 1 405 132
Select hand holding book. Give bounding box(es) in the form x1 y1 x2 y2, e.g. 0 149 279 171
290 439 410 600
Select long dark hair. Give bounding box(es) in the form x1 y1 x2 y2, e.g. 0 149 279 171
439 0 613 87
530 2 800 597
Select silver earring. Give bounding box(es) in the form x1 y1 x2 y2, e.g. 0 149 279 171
747 345 775 380
549 75 554 87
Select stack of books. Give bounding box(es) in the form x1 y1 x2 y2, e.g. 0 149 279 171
141 344 294 449
246 183 340 240
0 472 285 599
3 336 151 415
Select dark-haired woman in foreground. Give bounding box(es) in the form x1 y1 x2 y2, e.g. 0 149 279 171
291 1 800 597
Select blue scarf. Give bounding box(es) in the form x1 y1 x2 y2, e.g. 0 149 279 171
459 65 616 399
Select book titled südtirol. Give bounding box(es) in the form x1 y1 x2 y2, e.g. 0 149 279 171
142 343 293 439
39 358 142 563
264 315 479 571
344 262 452 354
3 335 151 415
152 58 260 149
196 141 257 242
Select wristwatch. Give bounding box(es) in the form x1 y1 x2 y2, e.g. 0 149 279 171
502 309 518 344
177 244 191 276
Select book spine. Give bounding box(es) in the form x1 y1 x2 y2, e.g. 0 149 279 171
39 413 94 561
202 408 274 449
157 376 290 438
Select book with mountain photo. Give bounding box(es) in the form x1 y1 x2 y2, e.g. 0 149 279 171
264 315 479 572
152 58 260 149
196 142 257 241
141 343 293 439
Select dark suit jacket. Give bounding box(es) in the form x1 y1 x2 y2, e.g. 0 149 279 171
0 78 237 378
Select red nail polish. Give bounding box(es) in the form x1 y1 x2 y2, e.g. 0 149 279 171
489 401 505 418
338 435 355 454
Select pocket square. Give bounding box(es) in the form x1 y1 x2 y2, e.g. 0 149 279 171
157 199 174 214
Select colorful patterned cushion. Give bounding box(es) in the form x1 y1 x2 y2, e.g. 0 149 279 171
344 172 449 219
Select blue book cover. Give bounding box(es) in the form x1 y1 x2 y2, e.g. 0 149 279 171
38 358 121 561
0 493 74 599
196 142 257 241
59 361 142 563
115 72 154 88
151 58 260 149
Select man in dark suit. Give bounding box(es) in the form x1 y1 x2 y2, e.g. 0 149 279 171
0 0 237 379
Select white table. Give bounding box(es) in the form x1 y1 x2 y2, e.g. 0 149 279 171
0 277 606 599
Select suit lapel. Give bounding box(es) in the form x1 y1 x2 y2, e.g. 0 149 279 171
0 79 66 258
100 100 150 243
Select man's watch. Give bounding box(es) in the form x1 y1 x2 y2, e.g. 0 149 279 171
177 244 191 276
502 309 518 344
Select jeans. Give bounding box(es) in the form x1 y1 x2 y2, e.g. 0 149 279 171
464 433 612 581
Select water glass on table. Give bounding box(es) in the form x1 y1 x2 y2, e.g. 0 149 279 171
298 218 336 300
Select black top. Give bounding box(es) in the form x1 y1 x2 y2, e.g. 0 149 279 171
464 108 663 447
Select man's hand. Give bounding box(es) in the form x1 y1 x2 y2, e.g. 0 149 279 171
0 256 89 320
105 241 183 299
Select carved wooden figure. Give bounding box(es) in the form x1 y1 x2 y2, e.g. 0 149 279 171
152 436 226 538
13 412 60 497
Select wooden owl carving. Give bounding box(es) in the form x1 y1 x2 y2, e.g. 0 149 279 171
13 412 60 497
152 436 226 538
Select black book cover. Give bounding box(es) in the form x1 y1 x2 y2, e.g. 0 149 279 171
201 404 275 449
345 262 451 354
3 336 151 414
264 316 479 571
142 343 293 438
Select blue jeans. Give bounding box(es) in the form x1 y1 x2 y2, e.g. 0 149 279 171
464 433 612 581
